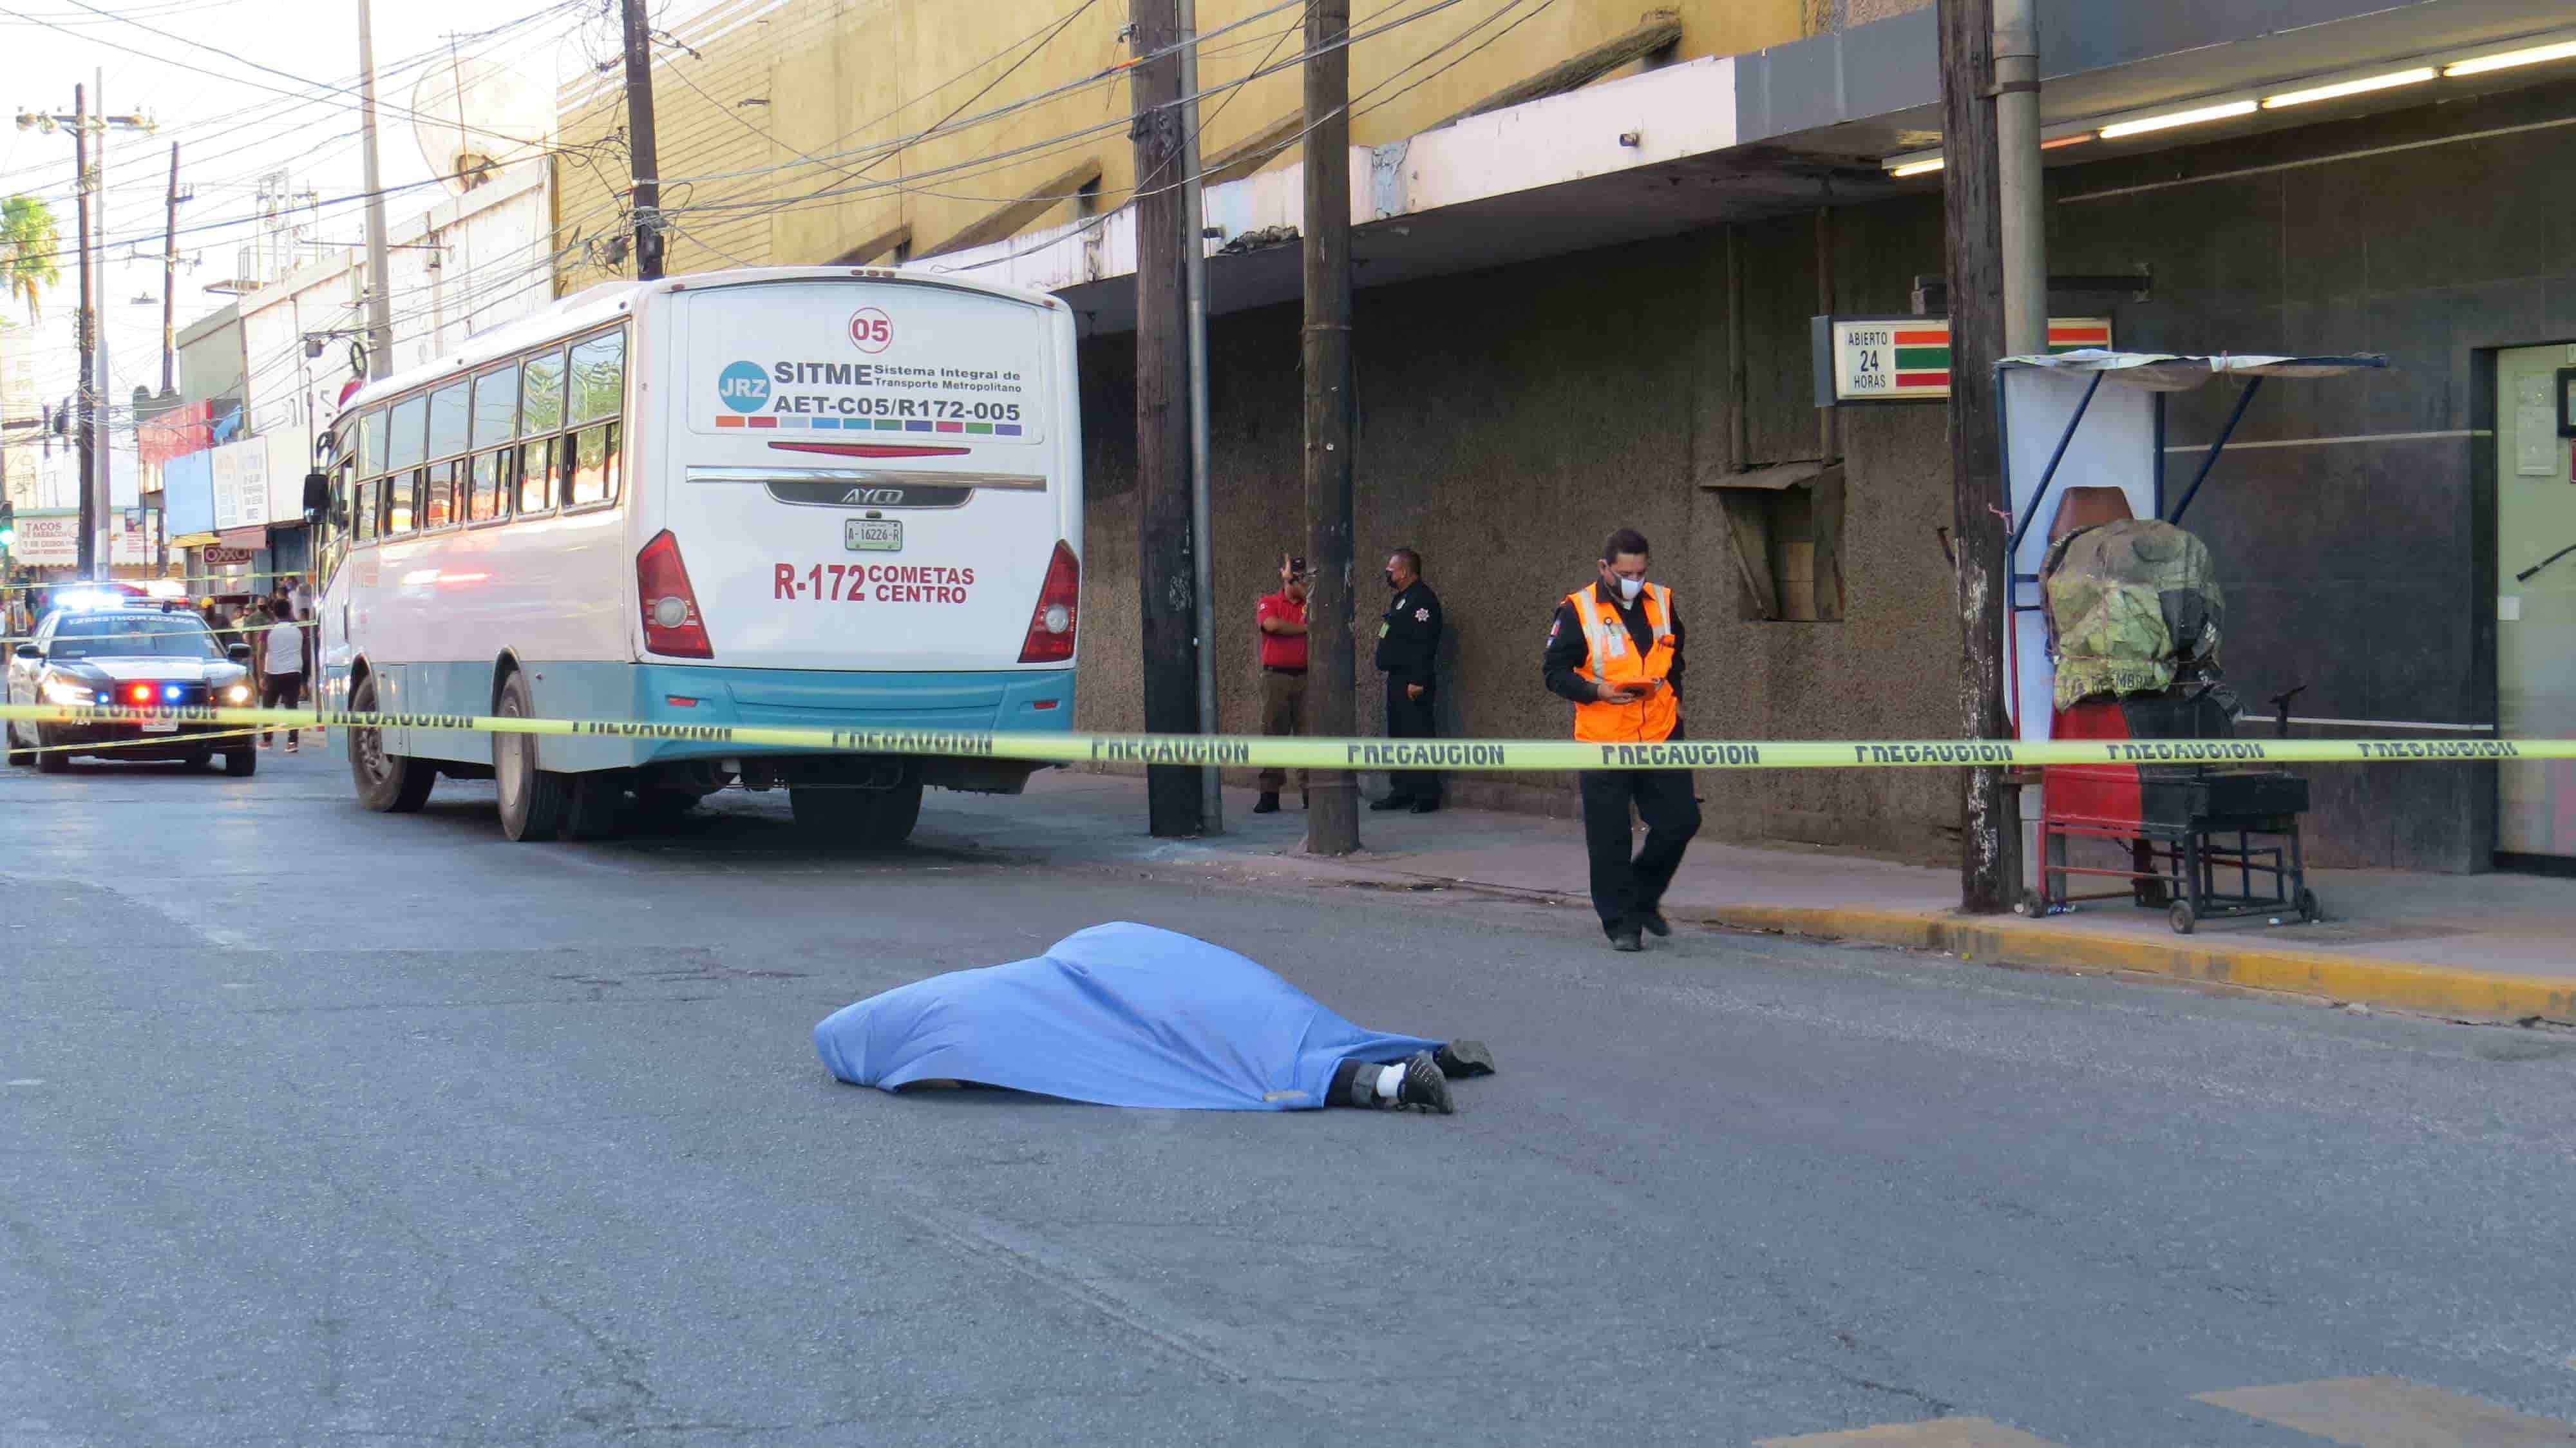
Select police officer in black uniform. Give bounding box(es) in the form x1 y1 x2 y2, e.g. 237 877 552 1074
1374 546 1443 812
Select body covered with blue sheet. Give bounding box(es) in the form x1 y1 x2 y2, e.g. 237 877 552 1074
813 922 1443 1110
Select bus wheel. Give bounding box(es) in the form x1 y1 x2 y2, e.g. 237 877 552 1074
869 772 924 846
493 671 570 843
789 785 881 845
564 774 623 841
349 675 435 812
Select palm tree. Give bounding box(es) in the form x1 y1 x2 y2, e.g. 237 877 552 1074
0 195 62 323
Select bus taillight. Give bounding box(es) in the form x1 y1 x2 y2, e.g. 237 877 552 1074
1018 541 1079 663
637 530 714 659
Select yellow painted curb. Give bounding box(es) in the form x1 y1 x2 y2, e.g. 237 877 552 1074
1689 904 2576 1023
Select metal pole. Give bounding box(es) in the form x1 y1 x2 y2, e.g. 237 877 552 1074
620 0 665 281
1993 0 2046 357
1302 0 1359 855
161 141 179 396
1938 0 2014 913
1179 0 1222 832
73 83 96 581
91 70 115 580
357 0 395 378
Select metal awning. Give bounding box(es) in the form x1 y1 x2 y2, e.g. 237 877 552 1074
2000 350 2388 390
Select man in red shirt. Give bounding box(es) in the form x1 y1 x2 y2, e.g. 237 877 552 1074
1254 553 1309 814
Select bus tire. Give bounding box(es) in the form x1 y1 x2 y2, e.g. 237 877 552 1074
349 674 435 812
869 772 923 846
789 784 880 844
564 773 623 841
493 669 570 842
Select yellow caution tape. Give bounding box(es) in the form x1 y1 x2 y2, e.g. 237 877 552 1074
0 703 2557 770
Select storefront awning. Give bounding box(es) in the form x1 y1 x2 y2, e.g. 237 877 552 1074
216 526 266 550
1999 350 2389 390
169 531 219 549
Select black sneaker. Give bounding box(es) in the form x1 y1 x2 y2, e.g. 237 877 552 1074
1368 795 1412 812
1253 792 1280 814
1608 926 1644 953
1636 909 1671 938
1434 1040 1495 1078
1394 1049 1454 1114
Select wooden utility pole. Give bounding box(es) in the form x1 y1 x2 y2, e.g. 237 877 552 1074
1937 0 2014 913
1302 0 1359 855
72 83 96 581
1129 0 1207 835
620 0 666 281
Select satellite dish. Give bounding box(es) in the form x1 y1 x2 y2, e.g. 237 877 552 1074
409 53 551 193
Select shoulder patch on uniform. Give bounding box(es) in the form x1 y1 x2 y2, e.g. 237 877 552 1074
1414 607 1430 623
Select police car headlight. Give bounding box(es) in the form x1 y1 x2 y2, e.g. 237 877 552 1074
40 678 98 706
225 685 251 704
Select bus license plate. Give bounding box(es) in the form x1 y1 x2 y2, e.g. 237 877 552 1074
846 519 902 553
141 722 178 734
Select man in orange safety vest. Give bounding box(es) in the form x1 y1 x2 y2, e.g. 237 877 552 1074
1540 528 1703 951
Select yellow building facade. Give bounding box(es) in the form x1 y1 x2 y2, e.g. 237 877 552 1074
553 0 1832 292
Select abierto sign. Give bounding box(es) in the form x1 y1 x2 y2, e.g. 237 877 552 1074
1812 316 2113 404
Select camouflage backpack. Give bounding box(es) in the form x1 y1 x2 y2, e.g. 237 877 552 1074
2041 519 2223 711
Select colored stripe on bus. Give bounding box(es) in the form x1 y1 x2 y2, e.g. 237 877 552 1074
996 424 1023 437
750 416 779 429
935 421 965 433
904 420 934 432
965 423 993 435
715 415 746 427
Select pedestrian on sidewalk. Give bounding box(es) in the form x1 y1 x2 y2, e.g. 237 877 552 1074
1374 546 1443 813
1254 553 1310 815
257 602 307 752
1542 528 1701 952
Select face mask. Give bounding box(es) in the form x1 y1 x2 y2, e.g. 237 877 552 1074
1615 575 1644 601
1385 571 1399 589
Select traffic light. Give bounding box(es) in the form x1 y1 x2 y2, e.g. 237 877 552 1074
0 499 15 551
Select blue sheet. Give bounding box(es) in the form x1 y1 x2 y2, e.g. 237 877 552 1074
813 922 1442 1110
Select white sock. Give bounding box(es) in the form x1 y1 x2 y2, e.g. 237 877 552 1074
1375 1064 1406 1101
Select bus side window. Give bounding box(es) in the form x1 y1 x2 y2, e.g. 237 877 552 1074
387 470 419 535
570 423 614 507
521 349 566 437
518 437 556 516
387 394 427 473
567 329 625 426
361 408 388 477
355 479 378 543
422 461 457 530
467 450 502 523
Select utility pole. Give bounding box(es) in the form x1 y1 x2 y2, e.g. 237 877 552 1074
73 82 96 580
1179 0 1222 832
1301 0 1359 856
1938 0 2013 913
357 0 395 378
1128 0 1206 836
1993 0 2045 356
620 0 665 281
160 142 181 395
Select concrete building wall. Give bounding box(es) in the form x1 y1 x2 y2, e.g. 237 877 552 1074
553 0 1817 292
1072 80 2576 872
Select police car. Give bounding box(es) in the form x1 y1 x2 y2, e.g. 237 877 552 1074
5 596 260 775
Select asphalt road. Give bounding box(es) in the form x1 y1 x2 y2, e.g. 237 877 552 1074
8 745 2576 1447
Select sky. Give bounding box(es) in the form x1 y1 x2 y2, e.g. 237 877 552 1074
0 0 692 413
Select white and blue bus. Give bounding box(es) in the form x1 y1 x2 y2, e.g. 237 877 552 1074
312 265 1083 843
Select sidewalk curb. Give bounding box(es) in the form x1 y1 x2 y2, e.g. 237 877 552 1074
1684 905 2576 1023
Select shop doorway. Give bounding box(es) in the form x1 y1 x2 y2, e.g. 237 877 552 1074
2494 344 2576 866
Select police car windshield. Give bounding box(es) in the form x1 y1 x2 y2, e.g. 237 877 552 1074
50 614 223 661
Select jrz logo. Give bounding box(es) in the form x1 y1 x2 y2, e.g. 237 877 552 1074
717 359 772 414
841 488 907 505
849 308 893 354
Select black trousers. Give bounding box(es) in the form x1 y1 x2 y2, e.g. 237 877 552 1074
1384 680 1439 802
1579 768 1702 931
